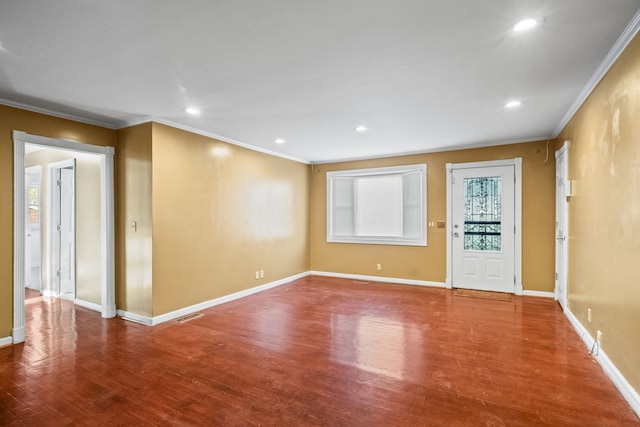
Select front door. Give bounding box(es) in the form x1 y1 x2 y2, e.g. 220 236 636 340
451 165 515 293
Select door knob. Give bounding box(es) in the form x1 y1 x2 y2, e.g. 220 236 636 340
453 232 459 238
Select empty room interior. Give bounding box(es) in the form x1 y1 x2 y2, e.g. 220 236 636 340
1 1 640 425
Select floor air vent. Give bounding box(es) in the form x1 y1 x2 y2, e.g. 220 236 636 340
174 313 202 323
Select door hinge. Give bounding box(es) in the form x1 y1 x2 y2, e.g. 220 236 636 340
57 179 61 186
56 270 61 277
514 276 516 284
451 174 455 184
555 272 558 280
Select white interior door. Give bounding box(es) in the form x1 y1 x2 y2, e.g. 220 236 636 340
24 173 31 290
555 145 569 310
25 167 42 291
451 165 515 293
55 165 76 299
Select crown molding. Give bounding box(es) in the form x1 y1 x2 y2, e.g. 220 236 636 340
553 9 640 137
310 135 549 165
0 98 119 129
124 116 311 165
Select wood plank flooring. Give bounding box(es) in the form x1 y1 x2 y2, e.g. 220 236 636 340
1 276 638 426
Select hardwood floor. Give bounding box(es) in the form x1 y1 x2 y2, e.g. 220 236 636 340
1 276 638 426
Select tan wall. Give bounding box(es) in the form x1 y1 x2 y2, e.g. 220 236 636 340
150 123 310 315
116 123 153 316
556 32 640 394
0 104 116 338
25 149 102 304
310 140 556 291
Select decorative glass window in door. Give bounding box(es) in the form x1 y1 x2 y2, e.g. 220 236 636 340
463 177 501 251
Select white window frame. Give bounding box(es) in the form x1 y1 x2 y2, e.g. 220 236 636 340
327 164 427 246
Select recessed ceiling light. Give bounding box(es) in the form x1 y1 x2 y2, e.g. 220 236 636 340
275 138 286 144
505 100 522 109
355 126 368 133
185 107 200 115
514 18 541 33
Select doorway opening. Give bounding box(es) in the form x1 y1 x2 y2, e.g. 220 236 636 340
446 158 522 294
12 131 115 345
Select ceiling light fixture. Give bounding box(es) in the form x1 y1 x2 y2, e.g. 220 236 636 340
275 138 286 144
185 107 201 115
505 100 522 109
355 126 368 133
514 18 541 33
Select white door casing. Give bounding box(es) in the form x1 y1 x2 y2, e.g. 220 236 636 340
446 158 522 295
555 142 570 310
12 131 115 345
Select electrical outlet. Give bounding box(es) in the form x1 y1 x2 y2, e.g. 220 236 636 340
260 270 264 279
596 330 603 346
255 271 259 280
376 263 382 271
587 308 592 322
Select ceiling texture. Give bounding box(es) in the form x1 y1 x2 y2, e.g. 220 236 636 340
1 1 640 163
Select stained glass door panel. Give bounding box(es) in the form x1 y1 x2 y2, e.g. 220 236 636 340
463 177 501 251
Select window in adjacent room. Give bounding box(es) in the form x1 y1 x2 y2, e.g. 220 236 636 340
327 164 427 246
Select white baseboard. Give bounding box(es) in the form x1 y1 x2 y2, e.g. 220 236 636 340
522 290 555 298
0 336 13 347
310 271 446 288
117 271 311 327
117 309 153 326
151 271 310 325
565 308 640 418
74 299 102 313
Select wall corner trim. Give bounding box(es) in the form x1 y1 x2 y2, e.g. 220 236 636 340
0 336 13 347
310 271 446 288
564 308 640 418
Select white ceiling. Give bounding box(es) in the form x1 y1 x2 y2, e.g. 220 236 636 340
1 1 639 163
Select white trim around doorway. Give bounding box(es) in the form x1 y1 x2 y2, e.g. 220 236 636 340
445 158 523 295
12 131 116 344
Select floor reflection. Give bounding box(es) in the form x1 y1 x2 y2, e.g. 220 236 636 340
2 277 636 426
330 313 423 381
250 302 292 352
